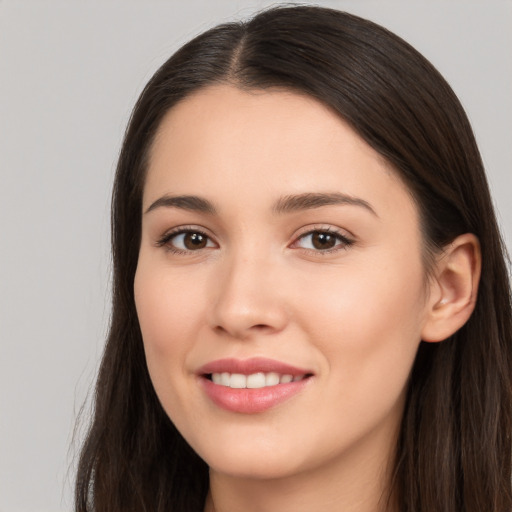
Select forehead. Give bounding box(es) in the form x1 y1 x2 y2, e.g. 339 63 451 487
144 84 414 219
149 85 385 166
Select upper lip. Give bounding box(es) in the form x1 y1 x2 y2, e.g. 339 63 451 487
198 357 312 376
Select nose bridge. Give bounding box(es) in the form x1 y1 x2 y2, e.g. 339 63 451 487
209 244 288 338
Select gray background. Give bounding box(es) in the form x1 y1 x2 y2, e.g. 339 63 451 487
0 1 510 511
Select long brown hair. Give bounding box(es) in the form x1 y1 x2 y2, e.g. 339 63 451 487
75 6 512 511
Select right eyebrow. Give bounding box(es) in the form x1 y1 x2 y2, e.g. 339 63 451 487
144 194 217 215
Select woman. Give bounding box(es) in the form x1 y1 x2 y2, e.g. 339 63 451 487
75 6 512 512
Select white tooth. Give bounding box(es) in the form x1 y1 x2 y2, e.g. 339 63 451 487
280 374 293 384
230 373 247 389
212 373 222 384
220 372 231 386
265 372 280 386
247 372 266 389
293 375 303 382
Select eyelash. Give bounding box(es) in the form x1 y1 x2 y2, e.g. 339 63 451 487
155 226 214 255
292 227 354 254
156 226 354 255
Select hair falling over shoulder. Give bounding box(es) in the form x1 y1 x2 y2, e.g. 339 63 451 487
75 6 512 512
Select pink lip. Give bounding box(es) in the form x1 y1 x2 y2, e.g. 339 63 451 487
198 357 310 376
197 357 313 414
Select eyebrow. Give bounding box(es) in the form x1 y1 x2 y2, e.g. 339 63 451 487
145 192 377 217
272 192 378 217
145 195 217 215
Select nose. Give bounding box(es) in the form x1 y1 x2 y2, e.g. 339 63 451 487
208 253 289 340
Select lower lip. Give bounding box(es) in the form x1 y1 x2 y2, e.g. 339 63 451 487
200 377 311 414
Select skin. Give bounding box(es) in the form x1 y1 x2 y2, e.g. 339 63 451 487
134 85 479 512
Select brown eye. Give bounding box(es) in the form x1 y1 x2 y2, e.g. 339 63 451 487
311 232 337 250
295 230 352 252
159 230 216 252
183 232 208 250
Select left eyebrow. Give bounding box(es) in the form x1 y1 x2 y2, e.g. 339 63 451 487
272 192 378 217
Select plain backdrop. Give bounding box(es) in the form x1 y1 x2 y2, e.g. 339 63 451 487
0 1 510 511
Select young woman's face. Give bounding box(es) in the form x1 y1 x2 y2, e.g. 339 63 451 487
135 85 431 481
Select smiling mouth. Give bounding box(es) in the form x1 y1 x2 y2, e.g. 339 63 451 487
205 372 312 389
198 358 314 413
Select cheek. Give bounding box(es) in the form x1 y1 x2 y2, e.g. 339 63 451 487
133 262 208 412
291 264 425 453
134 262 204 354
298 254 426 388
133 261 209 424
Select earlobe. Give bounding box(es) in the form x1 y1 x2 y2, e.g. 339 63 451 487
421 233 481 343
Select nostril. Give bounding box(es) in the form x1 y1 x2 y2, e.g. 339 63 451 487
214 325 232 336
213 323 274 337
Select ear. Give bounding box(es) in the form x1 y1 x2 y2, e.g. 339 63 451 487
421 233 481 343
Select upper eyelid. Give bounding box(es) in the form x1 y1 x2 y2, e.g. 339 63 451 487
161 225 213 236
292 224 355 240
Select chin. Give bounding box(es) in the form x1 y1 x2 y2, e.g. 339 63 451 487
206 453 304 481
192 432 309 480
